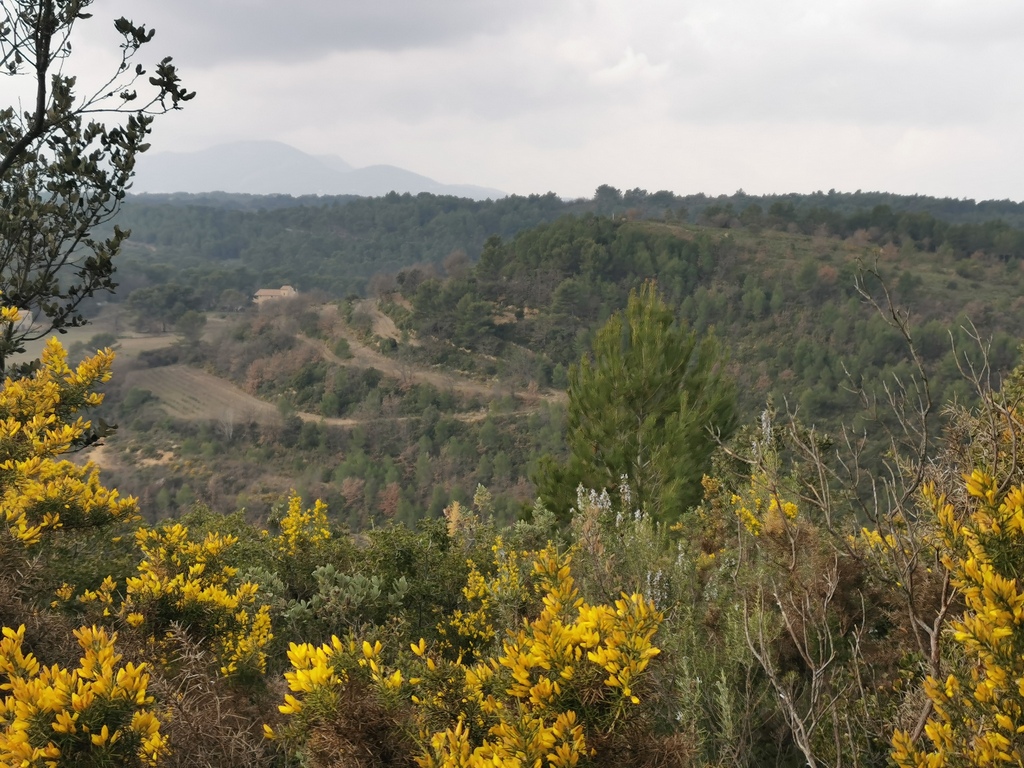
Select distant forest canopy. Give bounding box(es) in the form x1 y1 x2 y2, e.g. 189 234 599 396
131 186 1024 224
109 187 1024 305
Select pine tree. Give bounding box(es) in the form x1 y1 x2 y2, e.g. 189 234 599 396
539 281 735 521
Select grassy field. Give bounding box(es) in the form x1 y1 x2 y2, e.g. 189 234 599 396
15 305 174 365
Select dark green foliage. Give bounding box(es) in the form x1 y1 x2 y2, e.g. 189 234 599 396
126 283 203 332
538 283 735 521
110 191 571 304
175 309 207 343
358 519 485 645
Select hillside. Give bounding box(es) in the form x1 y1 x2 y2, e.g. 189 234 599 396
110 191 572 299
109 187 1024 305
14 190 1024 768
68 199 1023 530
396 214 1021 411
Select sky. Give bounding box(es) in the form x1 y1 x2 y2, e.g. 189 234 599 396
58 0 1024 200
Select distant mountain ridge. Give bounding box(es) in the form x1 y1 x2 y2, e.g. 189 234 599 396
131 141 505 200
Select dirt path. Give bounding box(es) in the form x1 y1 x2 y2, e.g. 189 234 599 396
298 333 501 401
355 299 404 343
316 304 566 405
79 301 569 472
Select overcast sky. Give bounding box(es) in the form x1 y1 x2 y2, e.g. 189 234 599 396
64 0 1024 200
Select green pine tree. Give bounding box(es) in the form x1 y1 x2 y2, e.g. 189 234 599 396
537 281 735 522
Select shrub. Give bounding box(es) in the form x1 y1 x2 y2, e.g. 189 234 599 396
0 624 167 767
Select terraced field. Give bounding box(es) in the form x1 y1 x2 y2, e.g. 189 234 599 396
125 365 282 425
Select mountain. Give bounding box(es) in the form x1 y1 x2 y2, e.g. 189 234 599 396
313 154 355 174
130 140 505 200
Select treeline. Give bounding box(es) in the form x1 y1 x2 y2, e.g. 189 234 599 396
701 198 1024 259
590 183 1024 229
112 192 571 300
109 187 1024 315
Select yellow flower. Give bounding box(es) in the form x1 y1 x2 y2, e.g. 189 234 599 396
893 475 1024 767
275 492 331 558
0 623 166 765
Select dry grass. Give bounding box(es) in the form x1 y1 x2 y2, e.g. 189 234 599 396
145 627 280 768
305 682 416 768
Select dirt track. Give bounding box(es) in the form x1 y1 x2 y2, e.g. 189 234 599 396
316 303 565 405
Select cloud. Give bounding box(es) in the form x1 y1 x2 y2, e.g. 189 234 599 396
122 0 550 64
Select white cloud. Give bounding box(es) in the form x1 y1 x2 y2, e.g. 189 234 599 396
591 47 669 86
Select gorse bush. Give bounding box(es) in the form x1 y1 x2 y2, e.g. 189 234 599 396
893 472 1024 767
0 624 166 767
120 522 274 679
0 336 135 549
275 493 331 559
270 545 665 768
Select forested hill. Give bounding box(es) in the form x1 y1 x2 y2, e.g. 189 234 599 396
394 214 1023 426
113 187 1024 303
114 192 571 298
131 187 1024 225
93 193 1024 526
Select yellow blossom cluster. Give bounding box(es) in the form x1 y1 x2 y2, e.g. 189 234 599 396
75 575 118 618
0 624 166 767
730 470 798 537
848 526 898 553
122 523 273 677
264 634 403 748
0 338 136 546
275 492 331 558
419 547 662 767
893 471 1024 767
447 537 529 657
271 546 664 768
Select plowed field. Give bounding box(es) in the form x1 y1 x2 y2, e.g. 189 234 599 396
125 365 281 425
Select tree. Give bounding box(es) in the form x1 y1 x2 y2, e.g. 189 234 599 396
0 0 193 370
126 283 198 332
175 309 206 344
538 282 735 521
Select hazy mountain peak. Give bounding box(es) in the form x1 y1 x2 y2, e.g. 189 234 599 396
314 154 356 174
132 141 504 200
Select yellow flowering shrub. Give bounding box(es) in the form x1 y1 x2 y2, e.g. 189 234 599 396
271 546 664 768
121 523 273 678
446 537 530 658
263 631 417 768
0 624 166 767
0 337 136 547
892 471 1024 767
275 492 331 559
730 470 799 537
419 549 663 767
